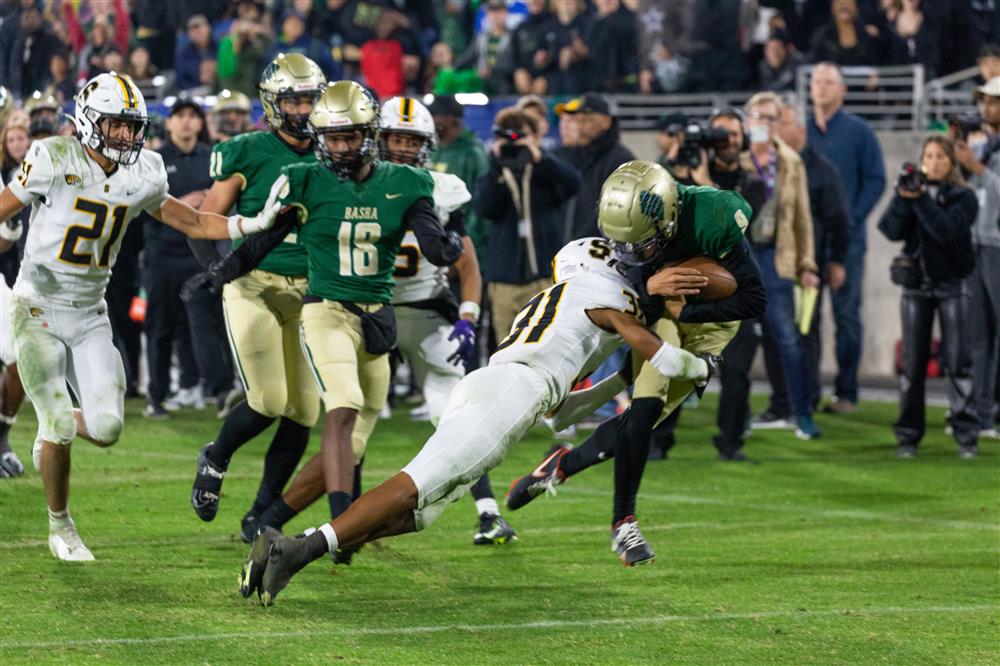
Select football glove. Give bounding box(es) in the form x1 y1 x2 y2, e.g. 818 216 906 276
0 219 22 243
180 254 242 301
447 319 477 366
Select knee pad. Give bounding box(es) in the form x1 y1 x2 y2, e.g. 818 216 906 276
351 407 379 464
246 384 289 420
42 410 76 446
88 413 123 446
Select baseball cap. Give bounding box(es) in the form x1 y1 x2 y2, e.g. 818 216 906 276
655 112 688 132
974 76 1000 99
555 92 614 116
485 0 507 10
170 97 206 120
186 14 209 30
427 95 464 118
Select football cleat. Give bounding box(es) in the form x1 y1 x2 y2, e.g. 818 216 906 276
331 542 363 565
260 534 314 606
473 513 517 545
611 516 655 567
693 353 721 399
0 450 25 478
506 444 571 511
191 443 226 522
48 519 95 562
240 510 260 544
240 525 282 598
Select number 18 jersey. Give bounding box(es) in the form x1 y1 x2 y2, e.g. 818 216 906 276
9 137 169 306
489 271 642 404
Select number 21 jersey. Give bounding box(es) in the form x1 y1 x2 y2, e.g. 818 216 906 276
9 137 169 306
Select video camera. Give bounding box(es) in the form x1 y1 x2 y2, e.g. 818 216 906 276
673 123 730 169
492 124 532 171
948 113 982 140
896 161 927 194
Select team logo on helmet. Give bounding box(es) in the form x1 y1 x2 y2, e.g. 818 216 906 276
638 190 664 225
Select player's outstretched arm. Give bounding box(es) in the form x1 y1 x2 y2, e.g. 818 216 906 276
154 193 281 241
0 188 27 254
587 308 708 380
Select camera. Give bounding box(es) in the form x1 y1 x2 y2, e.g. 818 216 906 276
896 161 927 194
493 124 532 171
673 123 730 168
948 113 982 140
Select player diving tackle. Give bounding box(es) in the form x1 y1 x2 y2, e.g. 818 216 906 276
239 164 719 606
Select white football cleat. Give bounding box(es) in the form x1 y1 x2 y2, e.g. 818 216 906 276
48 519 95 561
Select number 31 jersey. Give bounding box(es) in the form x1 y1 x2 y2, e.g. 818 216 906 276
9 137 169 306
489 271 642 404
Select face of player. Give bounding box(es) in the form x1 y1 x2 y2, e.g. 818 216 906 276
100 117 143 147
323 129 365 157
278 94 317 136
384 132 425 165
921 140 953 182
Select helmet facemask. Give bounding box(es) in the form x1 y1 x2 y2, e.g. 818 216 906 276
85 108 148 166
313 125 379 180
267 91 322 139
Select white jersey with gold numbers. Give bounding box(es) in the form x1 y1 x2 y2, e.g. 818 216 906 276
9 136 169 306
391 170 470 305
489 271 642 404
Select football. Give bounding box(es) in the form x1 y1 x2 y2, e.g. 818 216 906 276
667 256 738 302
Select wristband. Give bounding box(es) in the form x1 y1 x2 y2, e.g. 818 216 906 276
459 300 481 321
227 216 244 240
0 222 22 242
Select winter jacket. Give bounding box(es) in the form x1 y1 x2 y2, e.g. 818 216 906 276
563 122 635 242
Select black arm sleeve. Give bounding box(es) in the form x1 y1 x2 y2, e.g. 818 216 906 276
406 197 465 267
187 238 223 269
678 238 768 323
445 208 467 236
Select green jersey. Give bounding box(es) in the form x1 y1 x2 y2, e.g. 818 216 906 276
279 161 435 304
667 184 751 262
210 131 316 276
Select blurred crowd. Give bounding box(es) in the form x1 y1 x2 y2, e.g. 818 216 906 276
1 0 999 106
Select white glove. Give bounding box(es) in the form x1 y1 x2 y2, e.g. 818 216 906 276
649 343 708 380
0 220 23 242
227 175 289 240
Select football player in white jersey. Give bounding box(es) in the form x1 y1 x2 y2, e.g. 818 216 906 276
380 96 516 545
0 72 281 561
240 237 712 605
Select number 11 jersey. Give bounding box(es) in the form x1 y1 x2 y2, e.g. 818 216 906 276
9 137 169 306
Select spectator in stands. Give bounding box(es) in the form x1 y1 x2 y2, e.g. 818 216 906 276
684 0 750 92
428 95 490 260
360 10 406 99
510 0 553 95
581 0 639 92
455 0 514 96
434 0 475 58
766 99 850 423
218 0 273 98
759 29 805 91
808 62 886 414
810 0 883 66
474 108 581 344
545 0 592 95
430 41 483 94
515 95 552 148
46 51 75 104
954 78 1000 440
176 15 218 92
4 5 64 98
878 135 979 459
885 0 941 79
637 0 695 94
0 123 29 183
269 9 341 81
644 42 689 94
62 0 131 57
103 48 125 76
977 44 1000 83
127 46 161 99
132 0 180 71
740 92 820 439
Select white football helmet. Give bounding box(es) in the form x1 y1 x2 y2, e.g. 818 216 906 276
379 96 436 166
74 72 149 166
551 237 621 284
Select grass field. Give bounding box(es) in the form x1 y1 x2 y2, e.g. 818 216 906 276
0 395 997 664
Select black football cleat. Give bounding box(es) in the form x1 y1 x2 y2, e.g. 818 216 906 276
240 525 282 599
331 543 362 565
506 444 571 511
260 534 314 606
611 516 656 567
191 443 226 522
473 513 517 545
693 353 722 399
240 510 259 544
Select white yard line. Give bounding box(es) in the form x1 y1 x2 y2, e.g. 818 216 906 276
3 605 996 650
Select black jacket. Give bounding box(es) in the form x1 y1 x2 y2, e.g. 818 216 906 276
878 182 977 283
563 122 635 242
475 150 581 284
801 144 850 267
142 140 213 259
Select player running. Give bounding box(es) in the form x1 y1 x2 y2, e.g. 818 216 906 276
505 160 767 565
239 233 715 605
0 72 281 560
188 54 326 543
380 96 516 545
186 81 464 564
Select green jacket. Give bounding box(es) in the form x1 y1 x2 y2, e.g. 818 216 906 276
430 130 489 260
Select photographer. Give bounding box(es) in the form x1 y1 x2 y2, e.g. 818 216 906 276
878 136 980 459
474 108 581 343
654 113 686 174
953 77 1000 440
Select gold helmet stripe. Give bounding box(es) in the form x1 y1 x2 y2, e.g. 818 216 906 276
115 74 136 109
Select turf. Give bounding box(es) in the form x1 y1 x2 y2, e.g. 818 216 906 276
0 395 997 665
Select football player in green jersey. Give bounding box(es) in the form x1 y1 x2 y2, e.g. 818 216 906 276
189 53 326 543
505 160 768 566
187 81 464 564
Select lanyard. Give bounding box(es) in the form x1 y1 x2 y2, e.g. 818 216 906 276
750 147 777 199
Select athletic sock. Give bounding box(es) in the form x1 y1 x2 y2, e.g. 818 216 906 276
253 417 310 510
206 401 275 469
612 399 662 524
258 498 298 530
47 507 70 526
561 412 627 477
475 497 500 517
469 473 494 501
327 491 352 520
351 459 363 502
0 417 12 446
303 528 332 562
